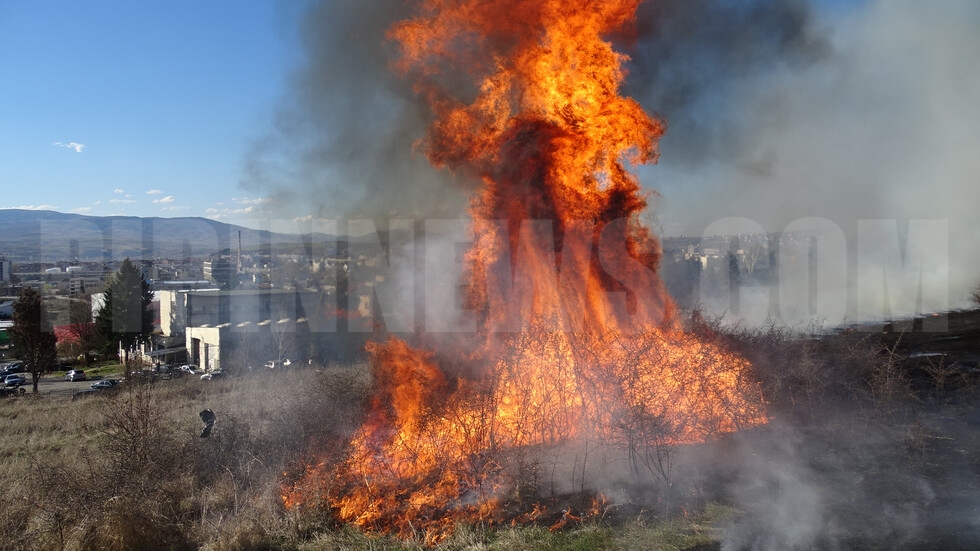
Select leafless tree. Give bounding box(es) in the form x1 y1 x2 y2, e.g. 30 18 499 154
741 239 769 275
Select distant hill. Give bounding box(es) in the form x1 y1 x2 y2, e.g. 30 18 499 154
0 209 309 261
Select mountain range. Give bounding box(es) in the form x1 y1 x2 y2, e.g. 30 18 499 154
0 209 305 261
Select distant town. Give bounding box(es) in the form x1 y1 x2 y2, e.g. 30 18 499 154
0 232 386 374
0 225 787 377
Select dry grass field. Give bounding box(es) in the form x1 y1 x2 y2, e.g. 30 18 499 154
2 311 980 550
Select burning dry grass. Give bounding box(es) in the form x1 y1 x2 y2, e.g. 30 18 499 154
0 357 731 550
280 317 767 543
2 315 979 549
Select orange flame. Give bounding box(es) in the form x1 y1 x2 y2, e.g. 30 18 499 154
282 0 766 540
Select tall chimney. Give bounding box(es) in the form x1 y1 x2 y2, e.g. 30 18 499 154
238 230 242 272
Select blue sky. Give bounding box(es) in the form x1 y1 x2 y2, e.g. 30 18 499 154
0 1 305 223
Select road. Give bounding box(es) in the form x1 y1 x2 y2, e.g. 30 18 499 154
5 375 124 398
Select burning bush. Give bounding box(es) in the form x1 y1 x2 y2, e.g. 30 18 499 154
282 319 766 542
281 0 770 541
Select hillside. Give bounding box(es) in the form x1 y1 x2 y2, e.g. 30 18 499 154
0 209 307 260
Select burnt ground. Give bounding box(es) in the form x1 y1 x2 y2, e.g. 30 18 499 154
535 310 980 550
710 309 980 550
871 308 980 382
477 311 980 550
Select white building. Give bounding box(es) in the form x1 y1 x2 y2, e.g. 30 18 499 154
156 288 360 372
0 258 12 283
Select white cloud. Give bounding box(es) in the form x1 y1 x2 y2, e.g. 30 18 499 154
153 195 175 204
109 199 137 204
146 189 164 195
1 204 58 210
53 142 85 153
160 206 190 212
113 189 124 194
232 197 267 206
205 196 280 222
94 201 102 205
71 207 92 213
205 208 229 220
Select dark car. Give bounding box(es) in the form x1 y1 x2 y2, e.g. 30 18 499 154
64 369 87 382
1 363 25 376
4 374 27 387
91 379 120 390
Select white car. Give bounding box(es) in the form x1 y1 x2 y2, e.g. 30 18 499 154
64 369 87 381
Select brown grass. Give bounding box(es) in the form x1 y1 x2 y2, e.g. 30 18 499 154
0 364 371 551
1 313 974 550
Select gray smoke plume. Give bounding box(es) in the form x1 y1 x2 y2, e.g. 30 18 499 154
243 0 980 315
241 1 466 220
625 0 831 167
640 0 980 317
241 0 830 219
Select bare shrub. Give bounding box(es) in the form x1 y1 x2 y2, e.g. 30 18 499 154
16 368 369 550
23 380 199 550
699 309 914 426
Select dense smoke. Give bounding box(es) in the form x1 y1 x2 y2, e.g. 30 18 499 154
243 0 980 319
639 0 980 318
241 1 466 220
243 0 830 220
625 0 831 167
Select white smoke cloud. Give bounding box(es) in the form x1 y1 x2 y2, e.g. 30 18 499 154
649 0 980 322
153 195 176 204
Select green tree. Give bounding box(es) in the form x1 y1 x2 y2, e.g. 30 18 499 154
94 259 154 365
9 288 57 394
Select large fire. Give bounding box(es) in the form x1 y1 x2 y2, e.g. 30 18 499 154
282 0 766 541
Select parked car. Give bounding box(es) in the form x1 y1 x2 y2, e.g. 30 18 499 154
200 370 225 381
0 363 25 376
64 369 87 382
4 374 27 387
91 379 120 390
179 364 200 375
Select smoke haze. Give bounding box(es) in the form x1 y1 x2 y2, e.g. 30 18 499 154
241 1 467 220
243 0 980 317
640 0 980 316
243 2 980 547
